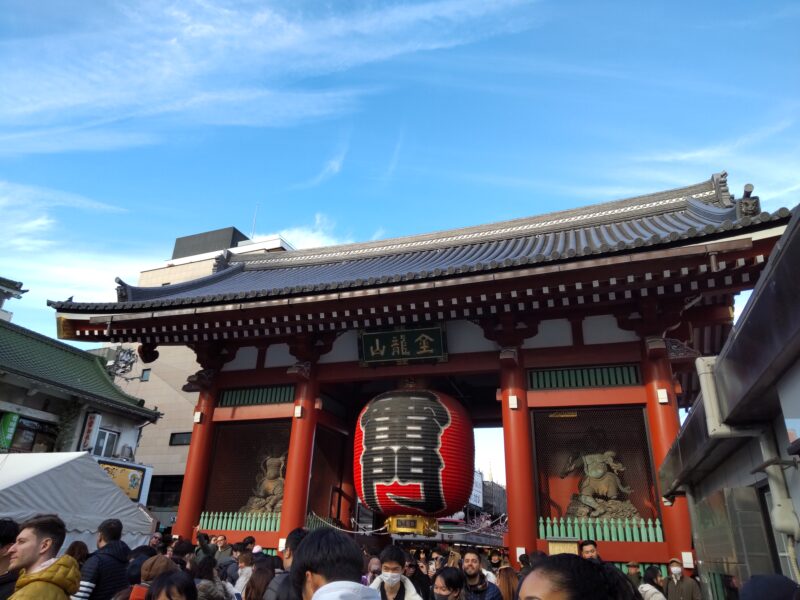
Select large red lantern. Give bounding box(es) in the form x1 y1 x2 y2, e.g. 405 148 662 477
354 388 474 519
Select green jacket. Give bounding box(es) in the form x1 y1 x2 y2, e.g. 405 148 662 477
10 555 81 600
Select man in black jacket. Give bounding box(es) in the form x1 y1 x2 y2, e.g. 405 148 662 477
72 519 131 600
462 549 501 600
266 528 308 600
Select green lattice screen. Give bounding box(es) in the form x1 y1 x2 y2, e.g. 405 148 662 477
218 384 295 407
528 364 641 390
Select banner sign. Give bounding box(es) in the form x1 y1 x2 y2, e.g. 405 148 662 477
469 470 484 508
0 413 19 450
359 326 447 366
81 413 101 451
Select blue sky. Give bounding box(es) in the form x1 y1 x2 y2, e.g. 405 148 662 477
1 0 798 484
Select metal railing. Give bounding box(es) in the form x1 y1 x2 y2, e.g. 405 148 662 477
198 511 342 532
539 516 663 543
198 512 281 531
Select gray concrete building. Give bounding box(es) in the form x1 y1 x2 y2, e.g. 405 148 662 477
660 207 800 597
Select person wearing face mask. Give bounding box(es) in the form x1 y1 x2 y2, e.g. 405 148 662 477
368 546 422 600
431 567 465 600
290 529 378 600
486 553 501 578
664 559 700 600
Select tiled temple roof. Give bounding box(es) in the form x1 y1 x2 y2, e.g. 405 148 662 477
0 319 158 420
49 172 790 313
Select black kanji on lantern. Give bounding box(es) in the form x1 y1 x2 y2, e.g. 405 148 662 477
359 391 451 513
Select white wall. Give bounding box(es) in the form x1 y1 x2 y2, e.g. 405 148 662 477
521 318 572 348
444 320 499 354
582 314 640 345
222 346 259 371
264 343 296 367
319 330 359 363
116 345 197 476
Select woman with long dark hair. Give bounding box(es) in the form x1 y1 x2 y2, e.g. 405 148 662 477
191 556 234 600
146 570 198 600
244 563 274 600
638 565 667 600
519 554 639 600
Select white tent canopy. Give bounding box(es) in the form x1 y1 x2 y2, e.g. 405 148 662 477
0 452 155 551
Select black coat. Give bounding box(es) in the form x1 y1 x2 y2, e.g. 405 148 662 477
73 540 131 600
0 569 19 600
218 556 239 585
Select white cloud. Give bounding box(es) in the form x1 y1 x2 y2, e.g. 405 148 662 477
0 127 159 156
0 180 125 212
0 180 125 252
638 120 794 164
5 248 160 342
255 213 353 250
291 142 350 189
625 119 800 211
383 130 405 182
1 180 158 339
0 0 536 154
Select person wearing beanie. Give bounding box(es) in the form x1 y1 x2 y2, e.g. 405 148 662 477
128 555 179 600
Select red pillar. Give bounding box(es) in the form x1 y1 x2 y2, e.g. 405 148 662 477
279 371 319 540
337 433 356 529
499 349 538 566
642 352 693 560
174 385 217 540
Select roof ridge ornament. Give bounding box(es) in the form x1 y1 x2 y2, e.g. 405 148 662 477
212 250 232 273
737 183 761 219
115 277 129 302
712 171 733 208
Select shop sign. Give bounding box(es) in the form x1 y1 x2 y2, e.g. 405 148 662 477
359 326 447 365
97 459 148 502
0 413 20 450
81 413 101 451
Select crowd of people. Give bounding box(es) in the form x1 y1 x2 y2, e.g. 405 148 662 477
2 515 800 600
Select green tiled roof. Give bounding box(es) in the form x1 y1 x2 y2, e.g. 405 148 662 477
0 319 157 421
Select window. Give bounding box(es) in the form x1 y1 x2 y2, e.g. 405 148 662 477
93 429 119 457
9 418 57 453
140 369 151 382
148 475 184 508
169 432 192 446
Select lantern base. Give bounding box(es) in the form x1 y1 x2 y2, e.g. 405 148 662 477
385 515 438 536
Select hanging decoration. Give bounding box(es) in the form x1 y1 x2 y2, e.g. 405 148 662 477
354 387 474 534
